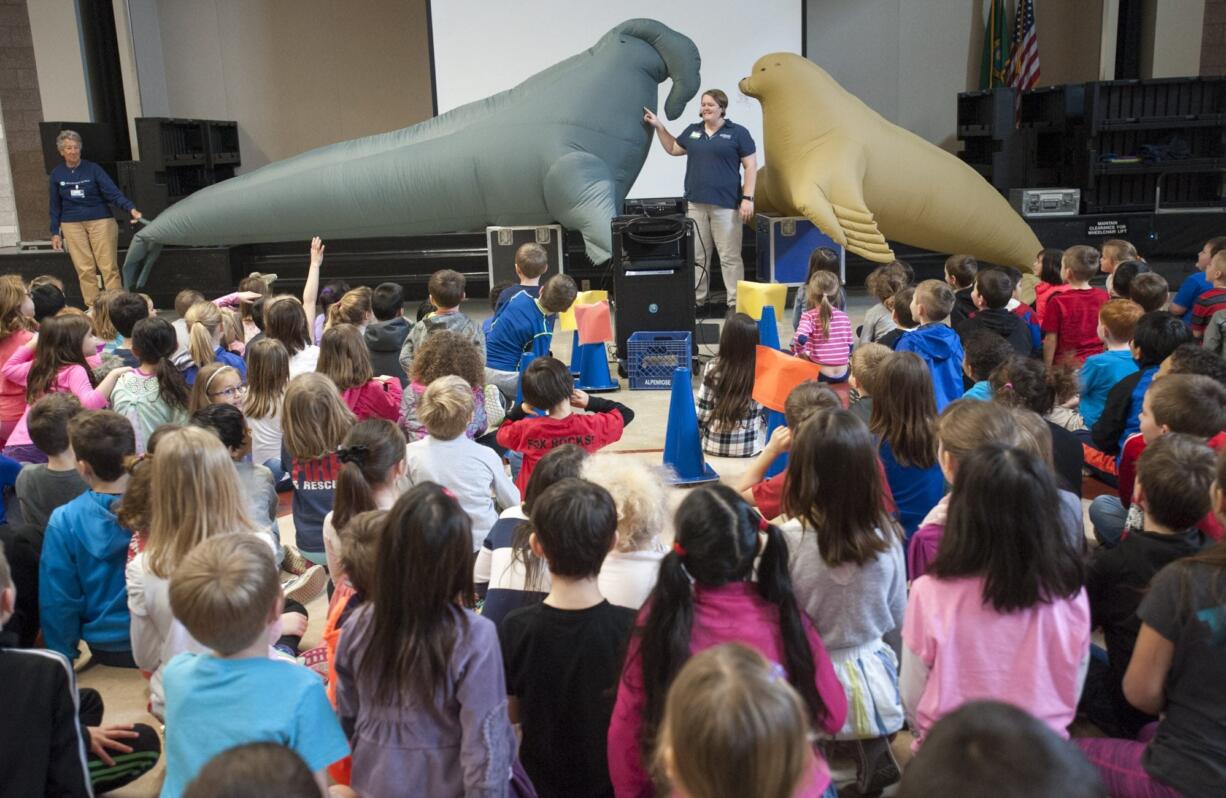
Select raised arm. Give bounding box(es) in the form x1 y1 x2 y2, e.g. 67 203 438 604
643 109 686 157
302 237 324 326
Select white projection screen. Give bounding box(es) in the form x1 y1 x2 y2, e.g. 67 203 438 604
429 1 802 199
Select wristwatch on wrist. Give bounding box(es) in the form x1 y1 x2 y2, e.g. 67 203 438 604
741 195 754 202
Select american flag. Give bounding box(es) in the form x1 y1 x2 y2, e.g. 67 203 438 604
1007 0 1040 124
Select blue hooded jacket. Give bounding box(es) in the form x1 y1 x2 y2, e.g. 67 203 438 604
38 491 132 660
896 323 965 411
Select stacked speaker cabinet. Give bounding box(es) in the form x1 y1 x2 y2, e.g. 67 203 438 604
610 215 696 360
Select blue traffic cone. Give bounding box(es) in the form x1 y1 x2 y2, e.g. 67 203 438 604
514 350 538 407
663 366 718 485
575 342 619 392
763 409 788 478
758 304 781 351
568 330 581 376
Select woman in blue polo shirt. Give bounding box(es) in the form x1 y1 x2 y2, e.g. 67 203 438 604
644 89 757 311
48 130 142 307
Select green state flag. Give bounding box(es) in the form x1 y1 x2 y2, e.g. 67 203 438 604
980 0 1009 89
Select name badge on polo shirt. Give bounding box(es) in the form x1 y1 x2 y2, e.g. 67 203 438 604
719 133 731 139
70 188 85 199
689 131 701 139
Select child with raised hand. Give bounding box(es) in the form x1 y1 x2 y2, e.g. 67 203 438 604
475 444 586 628
780 409 906 795
848 342 891 423
1042 245 1110 367
608 484 848 798
183 301 246 386
1191 248 1226 339
401 329 494 442
791 271 855 382
870 352 945 540
244 338 289 477
1075 450 1226 797
264 295 320 377
960 329 1013 401
399 269 485 377
316 323 401 421
697 312 767 456
498 356 633 492
1078 300 1144 429
580 453 671 610
324 418 406 580
1081 434 1215 742
39 410 136 664
282 373 356 566
991 356 1086 497
334 483 515 797
0 314 131 463
859 263 907 345
878 285 917 350
162 534 349 797
901 443 1089 747
899 701 1105 798
110 317 190 453
657 644 831 798
499 477 635 798
187 362 243 415
406 375 519 549
898 280 965 410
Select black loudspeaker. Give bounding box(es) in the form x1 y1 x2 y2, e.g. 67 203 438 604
610 215 696 359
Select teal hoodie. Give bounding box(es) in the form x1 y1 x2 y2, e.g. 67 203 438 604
38 491 132 660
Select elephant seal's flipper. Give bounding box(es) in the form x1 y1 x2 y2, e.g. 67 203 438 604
545 152 618 264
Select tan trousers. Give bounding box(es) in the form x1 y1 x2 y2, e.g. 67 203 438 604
687 202 744 307
61 217 120 307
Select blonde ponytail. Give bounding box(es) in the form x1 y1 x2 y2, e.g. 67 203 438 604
185 301 222 367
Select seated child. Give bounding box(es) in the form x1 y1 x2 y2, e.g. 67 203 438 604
476 444 588 627
991 356 1085 497
111 317 191 453
1192 248 1226 339
872 353 946 538
0 548 161 796
493 243 549 317
1170 236 1226 321
955 268 1033 357
944 254 978 327
1206 308 1226 357
1100 238 1139 296
791 271 854 381
485 274 578 398
107 292 151 368
496 357 633 492
39 410 136 665
398 269 485 377
877 285 916 350
161 534 348 796
183 743 319 798
698 313 767 456
15 393 87 535
1077 299 1143 429
317 323 402 422
1042 245 1109 366
858 263 908 345
400 330 493 443
960 330 1013 401
1082 434 1214 739
897 280 965 410
1130 272 1169 313
405 375 520 549
1032 247 1069 323
499 477 635 798
1110 259 1150 300
362 282 410 387
848 342 892 423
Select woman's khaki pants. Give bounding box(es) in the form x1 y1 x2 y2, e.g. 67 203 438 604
61 217 121 307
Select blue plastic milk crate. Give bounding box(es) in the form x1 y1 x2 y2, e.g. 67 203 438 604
627 331 692 390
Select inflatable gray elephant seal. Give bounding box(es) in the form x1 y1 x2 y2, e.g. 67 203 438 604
123 18 700 287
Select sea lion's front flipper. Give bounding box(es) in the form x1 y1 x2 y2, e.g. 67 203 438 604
544 152 618 264
793 139 895 264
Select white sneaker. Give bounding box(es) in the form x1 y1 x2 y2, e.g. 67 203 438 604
282 565 328 605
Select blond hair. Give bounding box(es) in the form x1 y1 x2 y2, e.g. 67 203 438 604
281 372 355 459
0 275 32 339
169 534 280 655
850 342 891 394
657 643 810 798
317 323 374 391
145 427 258 578
581 453 671 553
90 289 121 340
185 301 223 368
244 338 289 420
419 375 474 440
325 287 372 331
188 363 241 414
219 307 244 349
937 399 1025 462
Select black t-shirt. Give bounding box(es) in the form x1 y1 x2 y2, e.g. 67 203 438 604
499 600 636 798
1137 559 1226 796
1047 420 1085 498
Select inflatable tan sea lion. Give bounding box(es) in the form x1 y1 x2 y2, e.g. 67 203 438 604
739 53 1041 270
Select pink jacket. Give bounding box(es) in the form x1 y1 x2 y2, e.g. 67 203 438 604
341 378 402 422
607 581 848 797
0 345 109 448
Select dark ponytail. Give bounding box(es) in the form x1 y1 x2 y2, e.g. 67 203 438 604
632 484 827 760
333 419 405 532
132 317 188 409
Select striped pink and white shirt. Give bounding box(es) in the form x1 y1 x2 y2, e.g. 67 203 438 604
792 307 855 366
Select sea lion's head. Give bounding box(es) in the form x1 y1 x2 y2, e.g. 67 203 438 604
739 52 809 99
